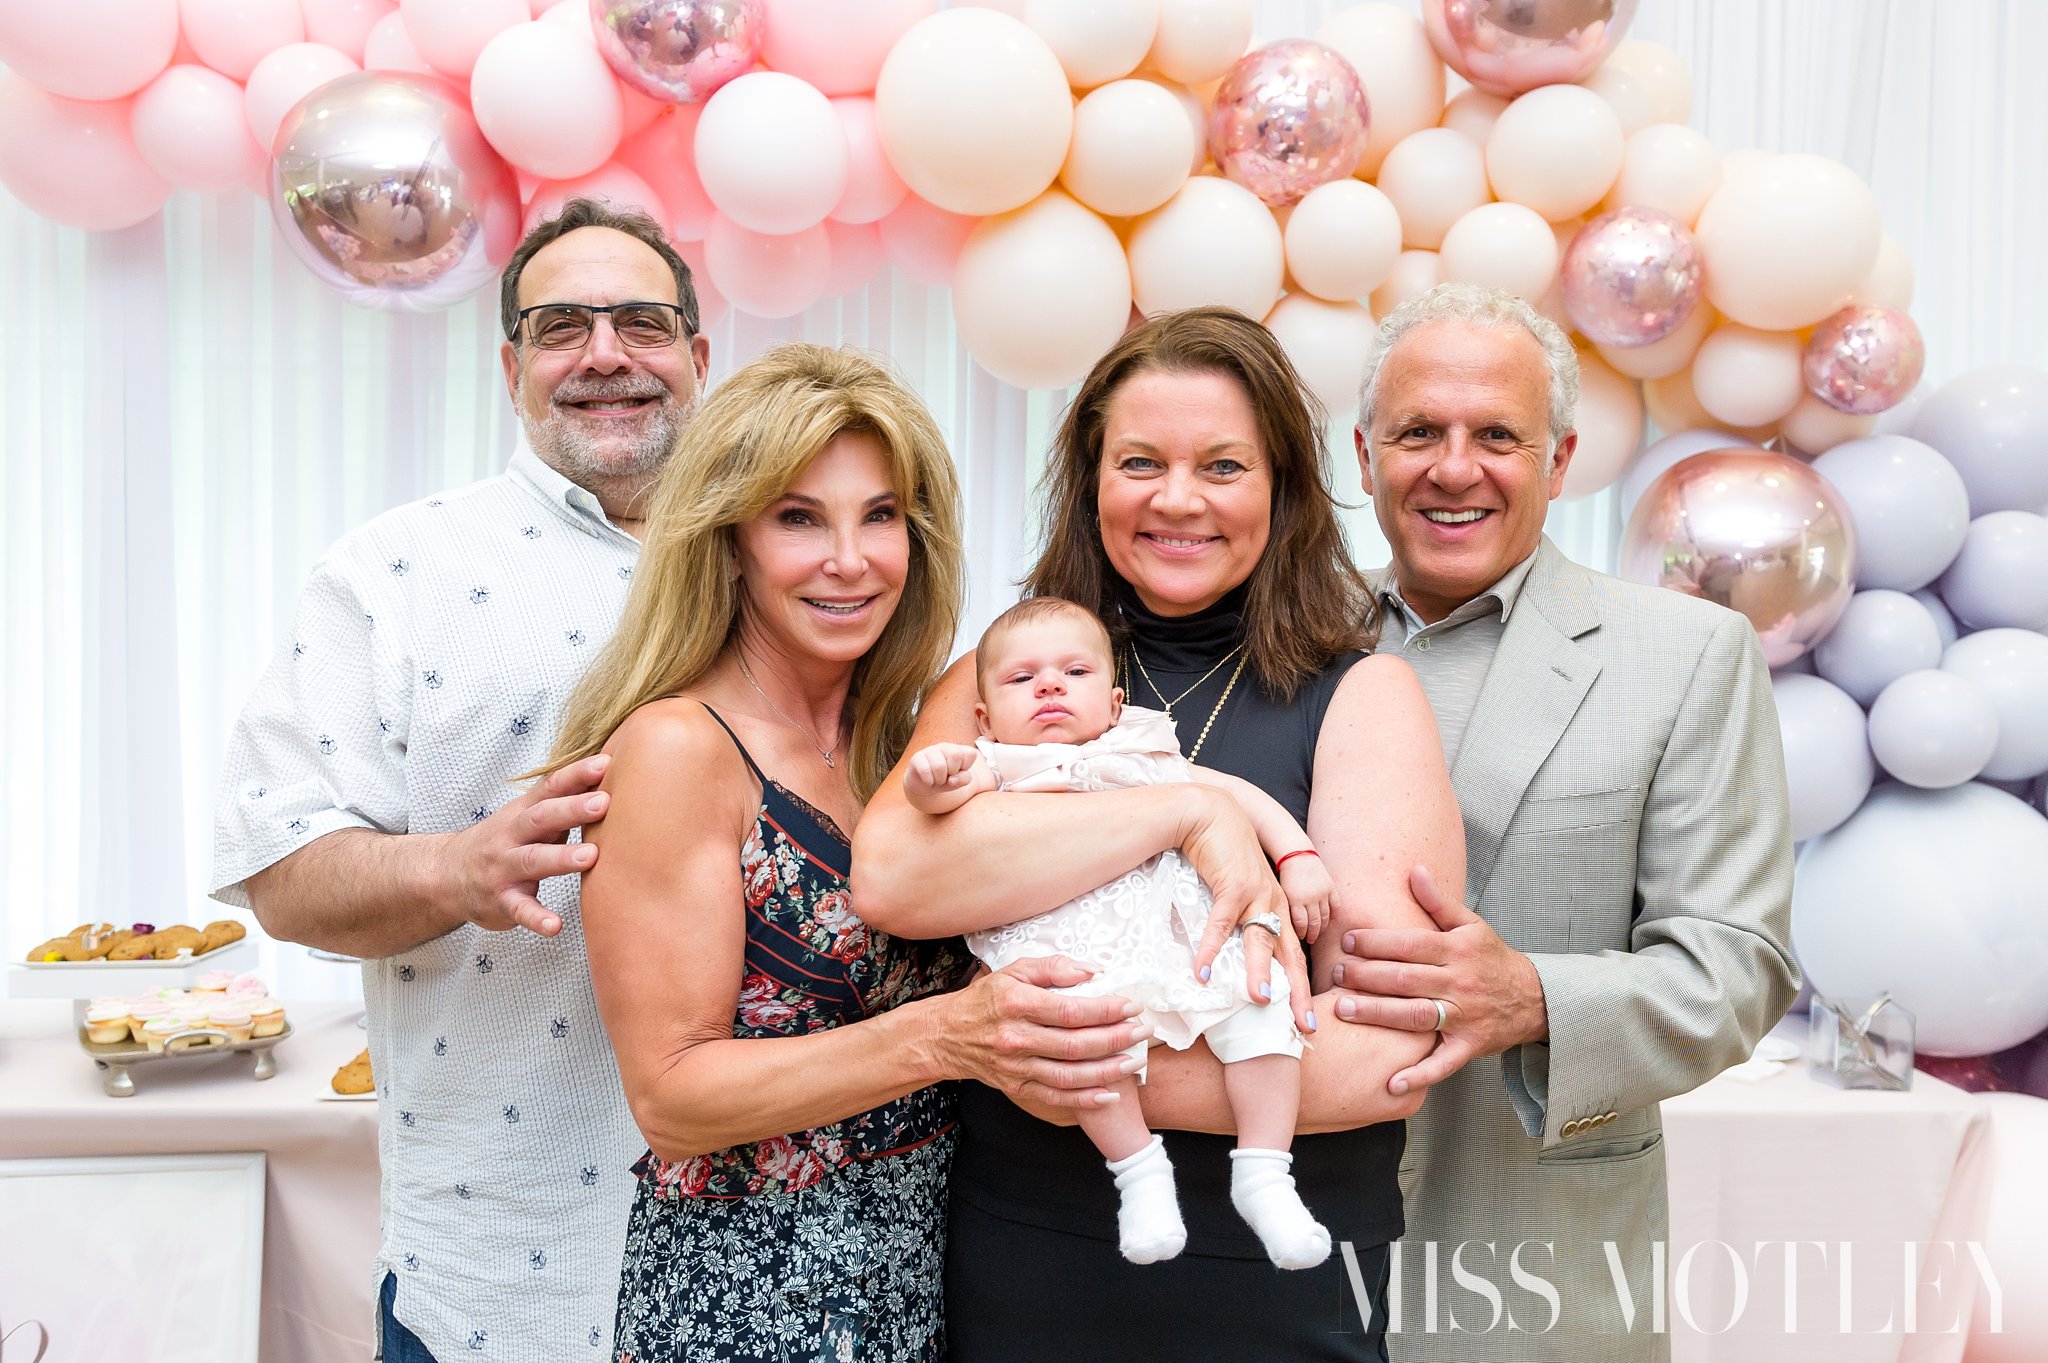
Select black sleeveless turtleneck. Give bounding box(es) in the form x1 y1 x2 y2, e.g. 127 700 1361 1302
949 587 1407 1259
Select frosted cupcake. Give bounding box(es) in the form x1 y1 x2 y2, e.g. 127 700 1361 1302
127 999 169 1033
84 1003 132 1045
140 1016 184 1053
207 1006 254 1043
248 999 287 1038
193 971 235 994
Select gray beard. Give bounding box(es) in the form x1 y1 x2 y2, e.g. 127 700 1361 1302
524 393 693 487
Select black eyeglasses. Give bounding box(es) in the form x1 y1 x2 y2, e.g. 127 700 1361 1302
516 301 688 350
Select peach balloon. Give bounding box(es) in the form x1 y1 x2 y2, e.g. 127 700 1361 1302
246 43 361 154
1142 76 1211 176
1848 232 1915 310
0 0 178 100
874 8 1074 217
1144 0 1253 85
1601 39 1690 124
954 189 1133 389
877 195 978 287
133 64 267 192
470 21 623 180
829 97 910 225
398 0 527 79
1263 292 1374 421
522 161 664 232
1438 201 1558 302
615 105 714 239
1022 0 1159 89
1375 127 1488 252
1642 368 1713 435
1694 152 1882 330
1314 3 1444 179
1438 87 1506 145
1601 122 1720 226
1061 79 1195 219
1284 179 1401 303
363 10 436 72
1579 60 1652 136
704 216 830 318
1690 324 1805 429
1779 393 1876 458
694 73 847 236
303 0 398 62
1717 147 1772 184
761 0 936 97
180 0 306 81
0 76 173 232
1126 175 1284 319
1596 300 1713 380
1559 347 1645 499
1370 248 1441 320
822 219 885 295
1485 84 1625 221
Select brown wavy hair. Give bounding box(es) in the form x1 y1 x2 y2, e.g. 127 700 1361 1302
1024 306 1377 700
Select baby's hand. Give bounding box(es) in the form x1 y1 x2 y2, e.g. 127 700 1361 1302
907 742 982 794
1277 852 1336 944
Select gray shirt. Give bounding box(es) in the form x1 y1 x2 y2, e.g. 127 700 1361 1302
1373 549 1540 768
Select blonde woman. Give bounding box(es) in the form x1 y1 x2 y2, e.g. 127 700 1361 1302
543 343 1147 1363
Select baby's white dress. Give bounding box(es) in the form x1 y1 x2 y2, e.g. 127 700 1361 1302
967 706 1294 1066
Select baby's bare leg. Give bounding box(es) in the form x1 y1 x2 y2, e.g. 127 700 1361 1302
1223 1052 1300 1153
1080 1068 1186 1264
1222 1052 1331 1270
1075 1076 1151 1161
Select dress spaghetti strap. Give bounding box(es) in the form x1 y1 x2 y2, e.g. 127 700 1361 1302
697 703 768 785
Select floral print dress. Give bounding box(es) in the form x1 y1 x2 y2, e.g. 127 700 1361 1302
613 708 969 1363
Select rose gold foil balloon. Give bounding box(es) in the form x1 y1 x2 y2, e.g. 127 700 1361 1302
590 0 763 103
1619 449 1858 667
1802 304 1926 415
1421 0 1640 99
1560 206 1701 347
1205 39 1371 208
269 72 522 312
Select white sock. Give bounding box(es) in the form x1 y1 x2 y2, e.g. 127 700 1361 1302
1230 1148 1331 1270
1106 1135 1186 1265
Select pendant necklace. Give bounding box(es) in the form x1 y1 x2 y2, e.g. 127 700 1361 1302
736 650 839 768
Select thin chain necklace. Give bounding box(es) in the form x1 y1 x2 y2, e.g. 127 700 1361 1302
736 650 839 768
1123 647 1249 762
1128 642 1243 721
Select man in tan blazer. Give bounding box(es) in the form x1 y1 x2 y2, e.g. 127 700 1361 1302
1333 283 1800 1362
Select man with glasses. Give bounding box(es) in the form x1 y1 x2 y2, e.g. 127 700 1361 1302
211 199 709 1363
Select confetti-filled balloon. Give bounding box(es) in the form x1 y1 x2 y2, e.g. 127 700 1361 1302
1205 40 1370 208
589 0 763 103
1559 206 1702 347
1802 305 1925 415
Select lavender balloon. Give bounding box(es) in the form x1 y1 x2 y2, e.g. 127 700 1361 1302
269 73 521 313
591 0 763 104
1802 305 1926 415
1619 449 1858 666
1422 0 1641 99
1206 40 1371 208
1561 207 1702 348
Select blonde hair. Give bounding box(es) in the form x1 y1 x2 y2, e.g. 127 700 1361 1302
542 343 964 799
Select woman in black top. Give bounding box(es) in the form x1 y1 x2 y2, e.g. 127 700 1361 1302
854 308 1463 1361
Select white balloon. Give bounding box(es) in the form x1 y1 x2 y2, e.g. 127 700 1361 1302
1126 175 1284 320
1911 589 1960 650
1375 127 1488 252
1865 670 1999 789
1910 366 2048 517
1263 293 1374 423
1809 435 1972 592
1941 629 2048 781
1484 84 1624 222
1771 672 1875 843
694 73 848 236
1938 511 2048 630
1282 179 1401 302
1812 589 1942 707
1617 427 1748 522
1061 78 1194 218
1792 782 2048 1055
1437 201 1557 303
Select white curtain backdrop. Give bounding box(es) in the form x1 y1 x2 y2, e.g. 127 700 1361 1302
3 1 2043 996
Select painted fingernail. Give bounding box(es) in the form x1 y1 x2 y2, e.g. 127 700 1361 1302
1120 1000 1142 1018
1119 1055 1145 1073
1095 1091 1121 1105
1198 966 1212 983
1306 1010 1318 1031
1129 1024 1154 1043
1258 982 1272 1001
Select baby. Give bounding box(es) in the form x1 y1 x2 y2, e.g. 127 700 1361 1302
904 597 1335 1269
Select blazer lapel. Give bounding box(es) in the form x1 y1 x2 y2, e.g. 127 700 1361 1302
1450 540 1603 904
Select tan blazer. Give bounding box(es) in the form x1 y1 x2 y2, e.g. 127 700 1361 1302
1387 539 1799 1363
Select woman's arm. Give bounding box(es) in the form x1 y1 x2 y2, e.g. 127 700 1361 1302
583 701 1147 1161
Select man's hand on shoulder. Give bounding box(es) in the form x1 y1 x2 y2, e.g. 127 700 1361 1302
429 753 614 936
1328 865 1549 1095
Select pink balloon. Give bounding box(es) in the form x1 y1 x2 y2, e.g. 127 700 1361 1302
470 21 623 179
133 64 267 192
523 160 665 233
1619 449 1858 666
1802 305 1926 415
1560 206 1703 347
1206 39 1371 208
0 0 179 101
398 0 527 78
703 215 830 318
614 104 716 238
876 194 976 288
761 0 936 96
676 238 729 327
246 43 361 154
302 0 398 61
829 96 908 225
180 0 308 81
1422 0 1641 99
693 72 846 235
0 75 173 231
590 0 763 103
362 10 436 72
822 219 885 296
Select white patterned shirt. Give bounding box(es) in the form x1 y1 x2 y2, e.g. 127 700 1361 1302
212 441 644 1362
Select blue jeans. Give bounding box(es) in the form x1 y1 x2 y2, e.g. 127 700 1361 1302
378 1274 441 1363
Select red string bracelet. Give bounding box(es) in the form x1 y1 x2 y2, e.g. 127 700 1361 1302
1274 848 1320 869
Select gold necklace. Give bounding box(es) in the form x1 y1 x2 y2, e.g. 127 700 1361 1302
736 651 839 768
1124 647 1249 762
1128 643 1243 720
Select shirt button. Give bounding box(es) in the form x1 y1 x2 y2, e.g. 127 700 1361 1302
1414 637 1432 652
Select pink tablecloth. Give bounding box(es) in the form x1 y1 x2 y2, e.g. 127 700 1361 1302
0 1000 380 1363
